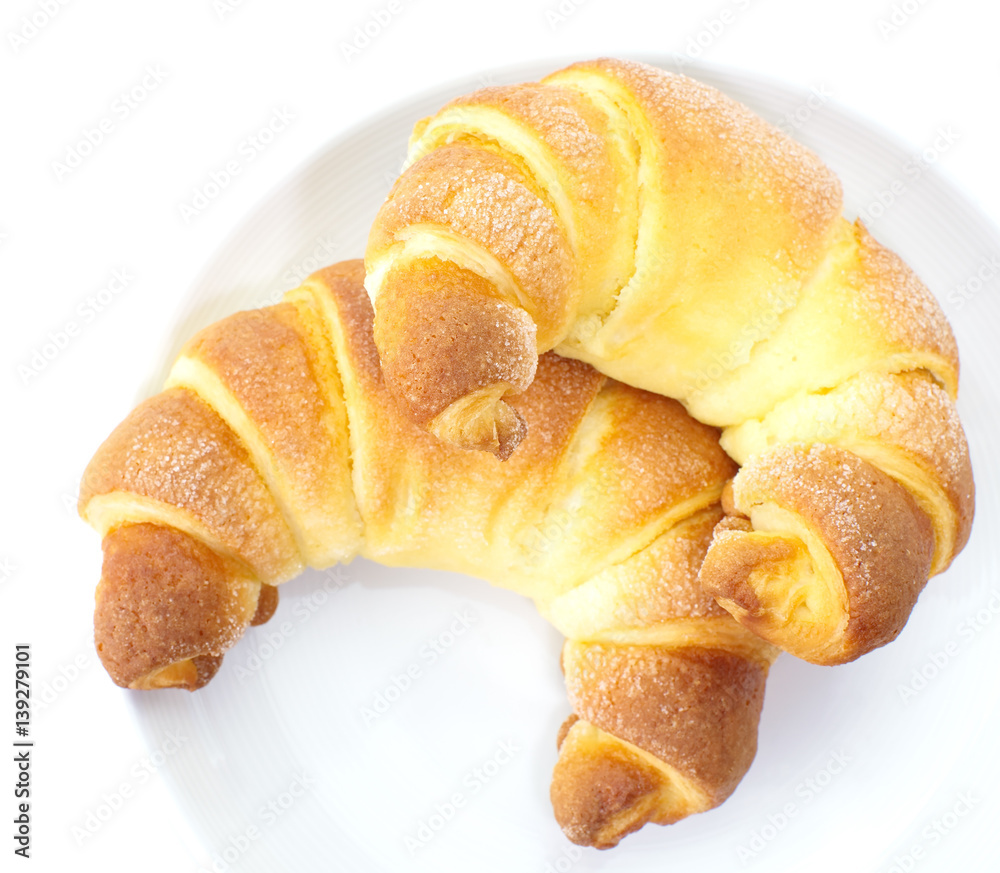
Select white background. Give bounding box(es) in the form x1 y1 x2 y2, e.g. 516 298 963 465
2 1 999 871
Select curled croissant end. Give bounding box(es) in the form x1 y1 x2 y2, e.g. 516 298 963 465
129 655 224 692
426 385 527 460
552 718 709 849
552 640 771 848
94 523 274 690
700 444 935 664
372 257 537 457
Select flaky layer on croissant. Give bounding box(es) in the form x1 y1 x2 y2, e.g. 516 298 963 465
79 259 777 848
364 57 974 665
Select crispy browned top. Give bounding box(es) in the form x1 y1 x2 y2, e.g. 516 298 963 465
615 510 731 625
564 642 767 801
550 722 667 848
850 221 960 391
95 523 258 689
574 382 736 537
424 81 636 312
180 302 349 490
370 142 575 342
80 387 299 582
176 299 360 562
438 82 615 200
181 304 321 453
373 256 537 425
732 443 935 660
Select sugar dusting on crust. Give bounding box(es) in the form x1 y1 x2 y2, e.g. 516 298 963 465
569 58 843 267
839 370 973 557
442 83 613 204
550 720 668 848
80 387 299 582
851 222 959 386
371 143 574 339
585 381 736 532
374 257 537 424
508 351 607 460
733 443 934 656
563 641 765 798
744 446 871 587
184 304 332 474
621 511 730 624
95 523 258 689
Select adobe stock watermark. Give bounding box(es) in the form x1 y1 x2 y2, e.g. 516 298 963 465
897 589 1000 704
16 268 135 385
877 0 933 41
380 157 408 194
233 566 351 683
570 232 778 352
545 0 590 31
774 85 834 136
945 253 1000 313
566 243 679 348
404 738 519 855
673 0 752 72
196 772 317 873
51 65 168 182
0 556 15 588
33 646 95 714
516 478 604 560
542 844 586 873
6 0 72 54
340 0 409 63
72 730 188 845
736 750 852 862
360 606 479 726
178 106 295 223
681 286 802 400
474 71 501 90
59 477 82 518
883 790 979 872
857 126 960 227
213 0 250 21
253 235 342 308
520 505 582 558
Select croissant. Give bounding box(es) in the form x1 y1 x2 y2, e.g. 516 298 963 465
79 259 777 848
364 57 974 665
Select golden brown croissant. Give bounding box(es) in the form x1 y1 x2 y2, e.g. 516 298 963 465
364 57 974 665
79 259 777 848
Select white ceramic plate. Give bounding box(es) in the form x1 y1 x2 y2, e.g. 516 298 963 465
130 57 1000 872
